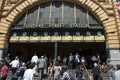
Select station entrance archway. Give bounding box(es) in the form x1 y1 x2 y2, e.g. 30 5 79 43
8 42 106 62
8 1 107 66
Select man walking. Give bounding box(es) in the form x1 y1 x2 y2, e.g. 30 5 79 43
31 53 38 64
38 56 46 80
10 56 19 80
91 63 101 80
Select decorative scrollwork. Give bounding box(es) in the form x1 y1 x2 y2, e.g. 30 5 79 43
5 0 19 6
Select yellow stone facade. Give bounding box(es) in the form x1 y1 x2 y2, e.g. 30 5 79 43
0 0 120 63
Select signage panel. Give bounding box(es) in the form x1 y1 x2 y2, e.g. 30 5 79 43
29 36 40 42
84 36 94 41
40 36 51 41
19 36 29 42
62 36 72 41
73 36 83 41
9 35 105 43
23 23 90 29
51 36 61 41
10 36 19 42
95 35 105 40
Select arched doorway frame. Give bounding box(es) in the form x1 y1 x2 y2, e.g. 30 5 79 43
3 0 109 34
6 1 108 62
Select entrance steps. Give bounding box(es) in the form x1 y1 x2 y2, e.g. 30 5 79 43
7 69 110 80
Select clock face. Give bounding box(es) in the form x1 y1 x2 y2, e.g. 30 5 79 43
43 32 48 36
86 31 91 36
22 32 27 36
54 32 59 36
65 32 69 36
33 32 37 36
13 32 17 36
76 31 80 36
97 31 102 36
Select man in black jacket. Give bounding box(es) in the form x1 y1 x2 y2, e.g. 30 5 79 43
91 63 101 80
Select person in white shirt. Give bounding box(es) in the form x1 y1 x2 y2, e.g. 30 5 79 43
75 53 80 69
10 56 20 79
114 65 120 80
23 63 35 80
31 53 38 64
68 53 74 69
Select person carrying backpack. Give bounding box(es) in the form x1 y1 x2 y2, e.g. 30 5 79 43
18 62 27 80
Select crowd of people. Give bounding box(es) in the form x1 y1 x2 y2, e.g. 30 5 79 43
0 53 120 80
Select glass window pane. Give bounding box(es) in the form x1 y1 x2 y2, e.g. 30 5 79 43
64 2 74 24
27 7 38 24
52 1 62 24
39 2 50 25
89 12 99 24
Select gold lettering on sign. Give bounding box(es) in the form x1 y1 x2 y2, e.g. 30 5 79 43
22 23 89 28
95 35 105 40
62 36 72 41
40 36 50 41
51 36 61 41
10 36 19 42
29 36 40 42
19 36 29 42
84 36 94 41
73 36 83 41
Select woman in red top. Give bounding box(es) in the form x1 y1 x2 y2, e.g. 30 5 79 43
1 62 9 80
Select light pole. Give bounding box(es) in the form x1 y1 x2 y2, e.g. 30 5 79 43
54 42 58 62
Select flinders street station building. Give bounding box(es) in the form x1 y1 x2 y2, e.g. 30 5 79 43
0 0 120 65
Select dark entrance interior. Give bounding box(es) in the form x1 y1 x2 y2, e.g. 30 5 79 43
8 42 106 62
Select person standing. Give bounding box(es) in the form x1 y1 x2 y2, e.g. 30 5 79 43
91 63 101 80
38 56 46 80
10 56 20 80
75 53 80 69
31 53 38 64
0 62 9 80
53 61 62 80
68 53 74 69
108 64 116 80
114 65 120 80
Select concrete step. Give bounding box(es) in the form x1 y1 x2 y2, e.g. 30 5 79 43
7 69 110 80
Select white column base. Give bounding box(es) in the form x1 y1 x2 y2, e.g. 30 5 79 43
107 49 120 65
0 49 3 61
